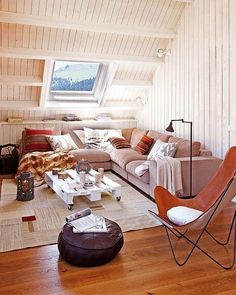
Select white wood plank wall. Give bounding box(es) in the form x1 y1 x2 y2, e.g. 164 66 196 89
140 0 236 159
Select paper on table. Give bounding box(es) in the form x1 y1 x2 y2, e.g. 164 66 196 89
70 213 98 232
73 216 108 233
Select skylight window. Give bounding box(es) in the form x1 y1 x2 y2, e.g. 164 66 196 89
47 60 116 106
51 61 100 93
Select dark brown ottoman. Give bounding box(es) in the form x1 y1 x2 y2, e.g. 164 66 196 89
58 219 124 267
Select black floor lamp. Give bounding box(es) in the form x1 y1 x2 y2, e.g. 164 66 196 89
165 119 193 198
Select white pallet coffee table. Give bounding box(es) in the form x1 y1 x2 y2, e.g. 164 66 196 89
44 169 122 210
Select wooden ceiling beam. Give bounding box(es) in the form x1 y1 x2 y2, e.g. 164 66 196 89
0 75 43 86
0 11 177 39
175 0 192 3
0 47 162 65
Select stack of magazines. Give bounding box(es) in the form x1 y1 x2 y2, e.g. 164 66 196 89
66 208 108 233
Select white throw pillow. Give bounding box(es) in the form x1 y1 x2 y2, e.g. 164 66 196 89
167 206 203 226
84 127 102 144
148 140 164 160
148 140 177 160
47 134 78 152
84 128 123 144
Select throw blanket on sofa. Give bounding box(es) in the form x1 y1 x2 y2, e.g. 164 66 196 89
16 151 77 182
135 156 183 196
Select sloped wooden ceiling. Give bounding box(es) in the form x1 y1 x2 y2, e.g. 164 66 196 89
0 0 187 110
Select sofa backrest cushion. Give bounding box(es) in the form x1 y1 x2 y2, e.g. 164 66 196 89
199 149 212 157
135 135 154 155
168 136 201 157
71 130 86 148
83 128 123 143
22 128 60 155
109 137 131 149
148 140 177 160
147 130 171 143
130 128 148 148
121 128 134 143
47 134 78 152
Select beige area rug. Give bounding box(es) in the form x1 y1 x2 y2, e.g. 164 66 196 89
0 172 160 252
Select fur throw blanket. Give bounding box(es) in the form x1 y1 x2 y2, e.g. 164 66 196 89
16 151 76 182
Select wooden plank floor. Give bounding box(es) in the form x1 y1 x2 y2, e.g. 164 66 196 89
0 180 236 294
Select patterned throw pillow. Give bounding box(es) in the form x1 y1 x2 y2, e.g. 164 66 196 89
84 127 123 144
47 134 78 152
135 135 154 155
156 142 177 158
148 140 177 160
109 137 131 149
24 128 60 154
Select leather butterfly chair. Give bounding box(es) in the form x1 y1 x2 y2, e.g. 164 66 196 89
149 146 236 269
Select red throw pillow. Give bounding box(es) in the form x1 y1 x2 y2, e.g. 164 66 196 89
109 137 131 149
24 128 60 154
135 135 154 155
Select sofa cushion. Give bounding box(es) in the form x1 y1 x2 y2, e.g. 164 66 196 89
167 206 203 226
23 128 60 154
148 140 177 160
126 160 150 184
110 148 147 169
130 129 148 148
109 137 131 149
70 130 86 147
147 130 171 143
135 135 154 155
168 136 201 157
47 134 78 152
121 128 134 143
70 149 111 163
84 128 123 144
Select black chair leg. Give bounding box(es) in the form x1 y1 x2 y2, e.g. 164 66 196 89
164 213 236 270
205 211 236 246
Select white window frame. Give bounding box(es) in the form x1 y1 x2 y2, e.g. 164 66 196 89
47 60 116 106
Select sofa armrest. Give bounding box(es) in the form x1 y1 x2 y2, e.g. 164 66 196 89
176 156 222 197
149 156 222 198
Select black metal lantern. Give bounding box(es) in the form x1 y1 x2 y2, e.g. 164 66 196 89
17 172 34 201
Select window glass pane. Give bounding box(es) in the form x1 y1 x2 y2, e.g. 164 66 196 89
51 61 100 92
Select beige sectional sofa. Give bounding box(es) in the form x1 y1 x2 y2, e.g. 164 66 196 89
68 128 222 198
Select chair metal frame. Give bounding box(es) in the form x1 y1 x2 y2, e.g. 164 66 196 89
149 177 236 270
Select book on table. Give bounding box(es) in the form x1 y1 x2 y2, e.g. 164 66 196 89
66 208 108 233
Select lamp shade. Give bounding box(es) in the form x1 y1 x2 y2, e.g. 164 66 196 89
165 122 174 132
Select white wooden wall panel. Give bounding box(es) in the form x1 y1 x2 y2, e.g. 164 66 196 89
115 64 156 81
229 0 236 148
140 0 236 159
106 86 148 102
0 86 40 101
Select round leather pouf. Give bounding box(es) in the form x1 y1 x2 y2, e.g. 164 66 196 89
58 219 124 267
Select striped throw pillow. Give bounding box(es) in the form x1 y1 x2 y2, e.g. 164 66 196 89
135 135 154 155
24 128 60 154
109 137 131 149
